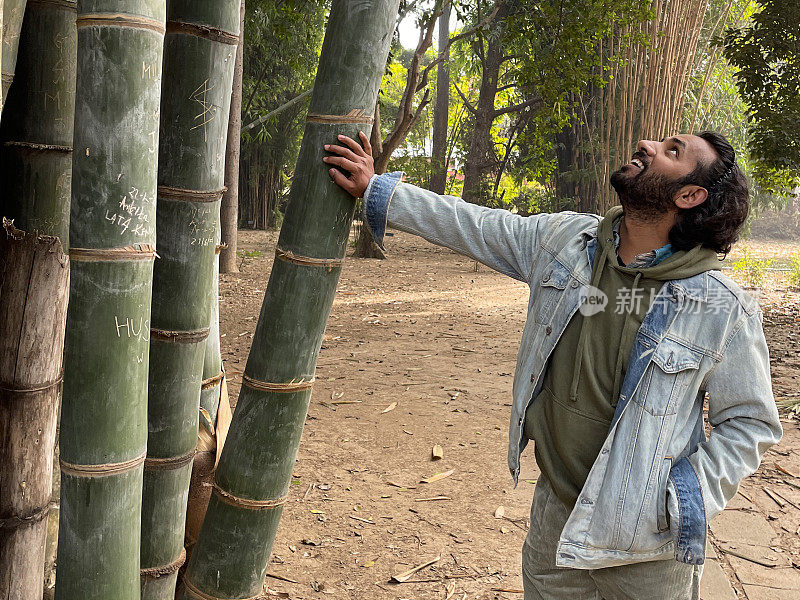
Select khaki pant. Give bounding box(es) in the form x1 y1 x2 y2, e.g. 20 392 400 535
522 476 702 600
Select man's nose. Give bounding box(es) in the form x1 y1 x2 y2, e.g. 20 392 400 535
636 140 656 156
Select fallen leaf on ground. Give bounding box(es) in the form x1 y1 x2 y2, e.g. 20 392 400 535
494 506 505 519
386 480 416 490
775 462 799 478
414 495 452 502
309 509 325 515
432 445 444 460
362 560 375 568
390 555 441 583
445 580 456 599
382 402 397 413
350 515 375 524
421 469 455 484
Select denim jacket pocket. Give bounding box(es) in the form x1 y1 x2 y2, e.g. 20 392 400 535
534 261 570 324
639 338 703 416
657 456 673 532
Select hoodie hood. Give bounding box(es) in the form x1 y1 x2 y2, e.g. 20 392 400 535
597 205 721 280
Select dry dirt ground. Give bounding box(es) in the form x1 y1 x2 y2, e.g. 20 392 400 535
219 229 800 600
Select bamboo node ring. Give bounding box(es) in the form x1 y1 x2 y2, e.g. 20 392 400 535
76 13 166 35
144 449 196 471
307 109 374 125
274 247 343 271
241 374 314 393
140 548 187 578
212 481 288 511
4 140 72 153
60 451 146 477
166 20 239 45
69 244 157 261
157 185 227 203
0 376 63 395
201 372 225 390
150 327 210 343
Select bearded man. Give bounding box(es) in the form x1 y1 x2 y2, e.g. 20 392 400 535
322 131 781 600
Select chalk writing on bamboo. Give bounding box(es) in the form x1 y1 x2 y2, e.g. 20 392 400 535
115 316 150 342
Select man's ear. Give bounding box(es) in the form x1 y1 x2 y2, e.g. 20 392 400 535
673 184 708 210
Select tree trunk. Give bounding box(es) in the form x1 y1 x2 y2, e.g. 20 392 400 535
55 2 165 598
0 223 69 600
139 2 239 598
219 0 244 274
353 99 386 259
462 2 507 203
1 0 26 107
0 0 77 246
177 2 399 598
429 1 450 194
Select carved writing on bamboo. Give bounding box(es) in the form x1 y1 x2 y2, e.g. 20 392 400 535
188 204 215 247
104 187 154 238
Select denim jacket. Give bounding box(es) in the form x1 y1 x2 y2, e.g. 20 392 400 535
362 173 782 569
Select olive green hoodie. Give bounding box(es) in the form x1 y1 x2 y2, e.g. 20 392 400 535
524 205 721 508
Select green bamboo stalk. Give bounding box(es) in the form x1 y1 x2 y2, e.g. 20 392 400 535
139 2 238 597
183 223 225 559
0 3 76 597
1 0 26 106
55 1 165 598
0 0 77 247
178 2 400 597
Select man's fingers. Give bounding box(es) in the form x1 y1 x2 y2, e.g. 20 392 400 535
329 168 357 196
337 134 367 157
359 131 372 157
325 144 359 162
324 155 359 172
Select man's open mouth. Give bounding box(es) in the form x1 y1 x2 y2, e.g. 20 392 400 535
630 158 645 170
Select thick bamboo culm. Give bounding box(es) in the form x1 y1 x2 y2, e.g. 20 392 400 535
0 223 69 600
0 3 76 597
55 1 165 598
178 2 401 598
0 0 77 247
1 0 27 106
183 236 227 562
139 1 239 598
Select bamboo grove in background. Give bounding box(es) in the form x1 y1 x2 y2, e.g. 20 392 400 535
559 0 748 213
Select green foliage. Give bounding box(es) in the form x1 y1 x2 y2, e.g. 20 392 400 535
788 255 800 290
237 249 262 270
723 0 800 196
730 247 774 289
239 0 327 228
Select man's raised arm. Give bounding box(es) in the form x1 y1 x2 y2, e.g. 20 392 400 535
324 133 560 284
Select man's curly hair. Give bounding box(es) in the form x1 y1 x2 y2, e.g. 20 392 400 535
669 131 749 255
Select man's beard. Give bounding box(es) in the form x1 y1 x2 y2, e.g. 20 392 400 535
610 164 685 222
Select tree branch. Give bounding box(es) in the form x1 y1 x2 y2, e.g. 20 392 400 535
415 4 501 93
453 82 478 115
493 97 542 117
